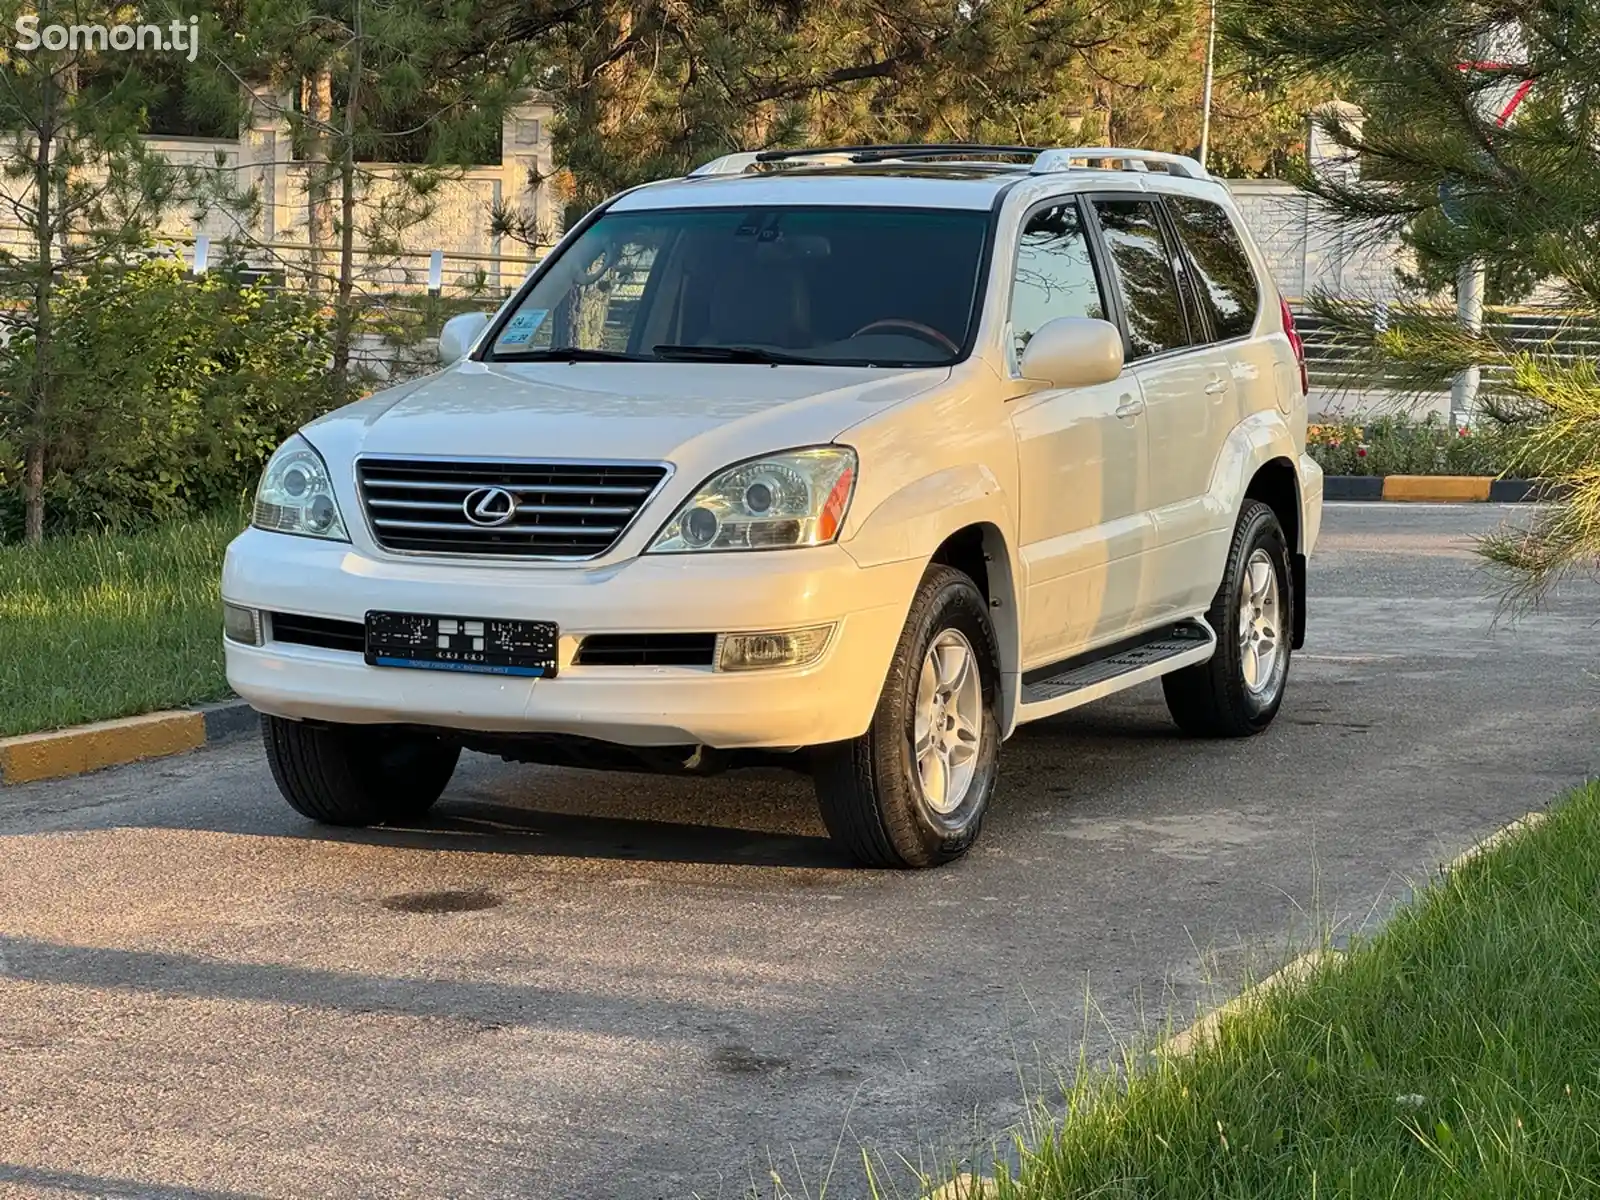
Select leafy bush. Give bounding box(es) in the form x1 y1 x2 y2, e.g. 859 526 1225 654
1308 415 1516 477
0 256 338 538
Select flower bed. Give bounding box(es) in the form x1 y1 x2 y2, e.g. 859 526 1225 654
1308 415 1515 477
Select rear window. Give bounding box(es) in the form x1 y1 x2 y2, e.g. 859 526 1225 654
488 206 991 367
1167 198 1260 341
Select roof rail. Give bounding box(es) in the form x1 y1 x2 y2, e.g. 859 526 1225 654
1031 147 1209 180
688 144 1046 177
758 143 1042 163
685 144 1211 179
688 152 763 177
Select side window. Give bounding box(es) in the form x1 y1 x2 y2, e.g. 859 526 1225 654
1168 198 1261 341
1089 198 1191 360
1007 202 1105 368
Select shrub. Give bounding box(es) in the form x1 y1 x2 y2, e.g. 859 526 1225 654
1308 414 1516 477
0 256 338 538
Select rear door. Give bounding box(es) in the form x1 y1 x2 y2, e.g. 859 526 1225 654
1084 194 1215 623
1157 193 1272 612
1007 197 1150 669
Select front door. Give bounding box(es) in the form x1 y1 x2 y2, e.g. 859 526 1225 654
1007 199 1151 670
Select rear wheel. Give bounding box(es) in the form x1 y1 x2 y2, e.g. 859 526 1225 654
262 715 460 826
1162 500 1293 737
812 565 1001 868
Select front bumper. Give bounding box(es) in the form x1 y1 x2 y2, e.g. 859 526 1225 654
222 529 921 748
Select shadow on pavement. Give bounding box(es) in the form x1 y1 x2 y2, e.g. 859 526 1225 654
0 932 730 1032
0 1164 267 1200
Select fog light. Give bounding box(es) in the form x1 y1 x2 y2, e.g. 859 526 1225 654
223 602 263 646
716 624 835 671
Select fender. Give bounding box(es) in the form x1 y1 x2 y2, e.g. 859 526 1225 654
840 462 1026 733
842 462 1012 568
1190 408 1307 577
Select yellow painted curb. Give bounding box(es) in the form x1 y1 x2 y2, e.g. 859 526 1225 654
0 710 205 785
1381 475 1492 502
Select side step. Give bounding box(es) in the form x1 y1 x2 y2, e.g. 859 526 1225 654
1017 619 1215 716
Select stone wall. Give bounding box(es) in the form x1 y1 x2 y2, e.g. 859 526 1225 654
1226 179 1409 304
0 93 557 290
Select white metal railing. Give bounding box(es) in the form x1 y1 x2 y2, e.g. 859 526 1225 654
1292 303 1600 390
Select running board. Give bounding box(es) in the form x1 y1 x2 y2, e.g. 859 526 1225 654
1014 619 1216 724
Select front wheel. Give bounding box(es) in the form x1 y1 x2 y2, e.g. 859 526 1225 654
1162 500 1293 737
262 715 461 826
812 565 1002 868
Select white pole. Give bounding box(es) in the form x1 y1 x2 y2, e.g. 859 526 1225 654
1199 0 1217 170
1451 261 1486 428
428 249 444 297
192 234 210 276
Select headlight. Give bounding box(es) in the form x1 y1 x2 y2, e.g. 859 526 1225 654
252 435 349 541
648 447 856 553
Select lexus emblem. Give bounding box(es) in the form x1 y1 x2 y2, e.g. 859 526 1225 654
462 486 518 527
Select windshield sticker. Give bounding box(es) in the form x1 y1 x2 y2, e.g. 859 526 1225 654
499 308 548 345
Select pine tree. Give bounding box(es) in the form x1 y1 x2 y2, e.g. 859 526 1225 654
1226 0 1600 599
0 0 178 543
194 0 535 378
473 0 1321 231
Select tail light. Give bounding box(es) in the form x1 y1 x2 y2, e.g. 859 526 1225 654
1280 297 1308 395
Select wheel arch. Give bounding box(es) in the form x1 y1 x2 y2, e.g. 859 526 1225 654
841 465 1023 731
1210 411 1310 652
927 520 1020 719
1244 456 1306 650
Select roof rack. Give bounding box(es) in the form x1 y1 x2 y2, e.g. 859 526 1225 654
1030 147 1208 179
687 144 1210 179
688 144 1040 176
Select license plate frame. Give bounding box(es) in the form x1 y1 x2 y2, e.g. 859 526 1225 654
364 611 559 679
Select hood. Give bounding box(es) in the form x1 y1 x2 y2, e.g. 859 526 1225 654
304 360 948 469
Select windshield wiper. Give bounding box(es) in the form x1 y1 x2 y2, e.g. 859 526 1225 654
653 343 821 365
495 347 645 362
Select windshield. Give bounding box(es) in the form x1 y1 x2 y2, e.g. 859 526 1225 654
486 206 990 367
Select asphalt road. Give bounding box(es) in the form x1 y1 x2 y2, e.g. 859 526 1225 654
3 504 1596 1200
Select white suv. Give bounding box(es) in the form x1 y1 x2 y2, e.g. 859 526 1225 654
223 144 1323 869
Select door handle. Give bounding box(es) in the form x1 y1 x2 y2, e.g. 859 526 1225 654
1205 378 1230 396
1115 396 1145 419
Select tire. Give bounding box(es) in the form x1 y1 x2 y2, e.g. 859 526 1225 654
812 565 1002 868
261 714 461 826
1162 499 1293 738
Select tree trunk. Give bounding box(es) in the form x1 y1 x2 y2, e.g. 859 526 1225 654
330 12 363 380
23 65 58 544
22 444 44 544
303 67 334 300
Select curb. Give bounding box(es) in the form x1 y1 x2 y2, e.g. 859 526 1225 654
1158 808 1549 1061
1326 475 1547 502
0 700 258 787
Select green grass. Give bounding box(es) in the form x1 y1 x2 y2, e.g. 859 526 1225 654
978 783 1600 1199
0 512 243 737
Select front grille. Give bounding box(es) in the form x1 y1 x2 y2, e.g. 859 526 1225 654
270 612 366 653
575 633 717 667
356 457 669 559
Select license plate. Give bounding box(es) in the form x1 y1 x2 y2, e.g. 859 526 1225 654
365 611 559 678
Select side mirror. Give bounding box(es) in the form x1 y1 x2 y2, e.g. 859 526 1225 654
438 312 492 366
1017 317 1125 389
